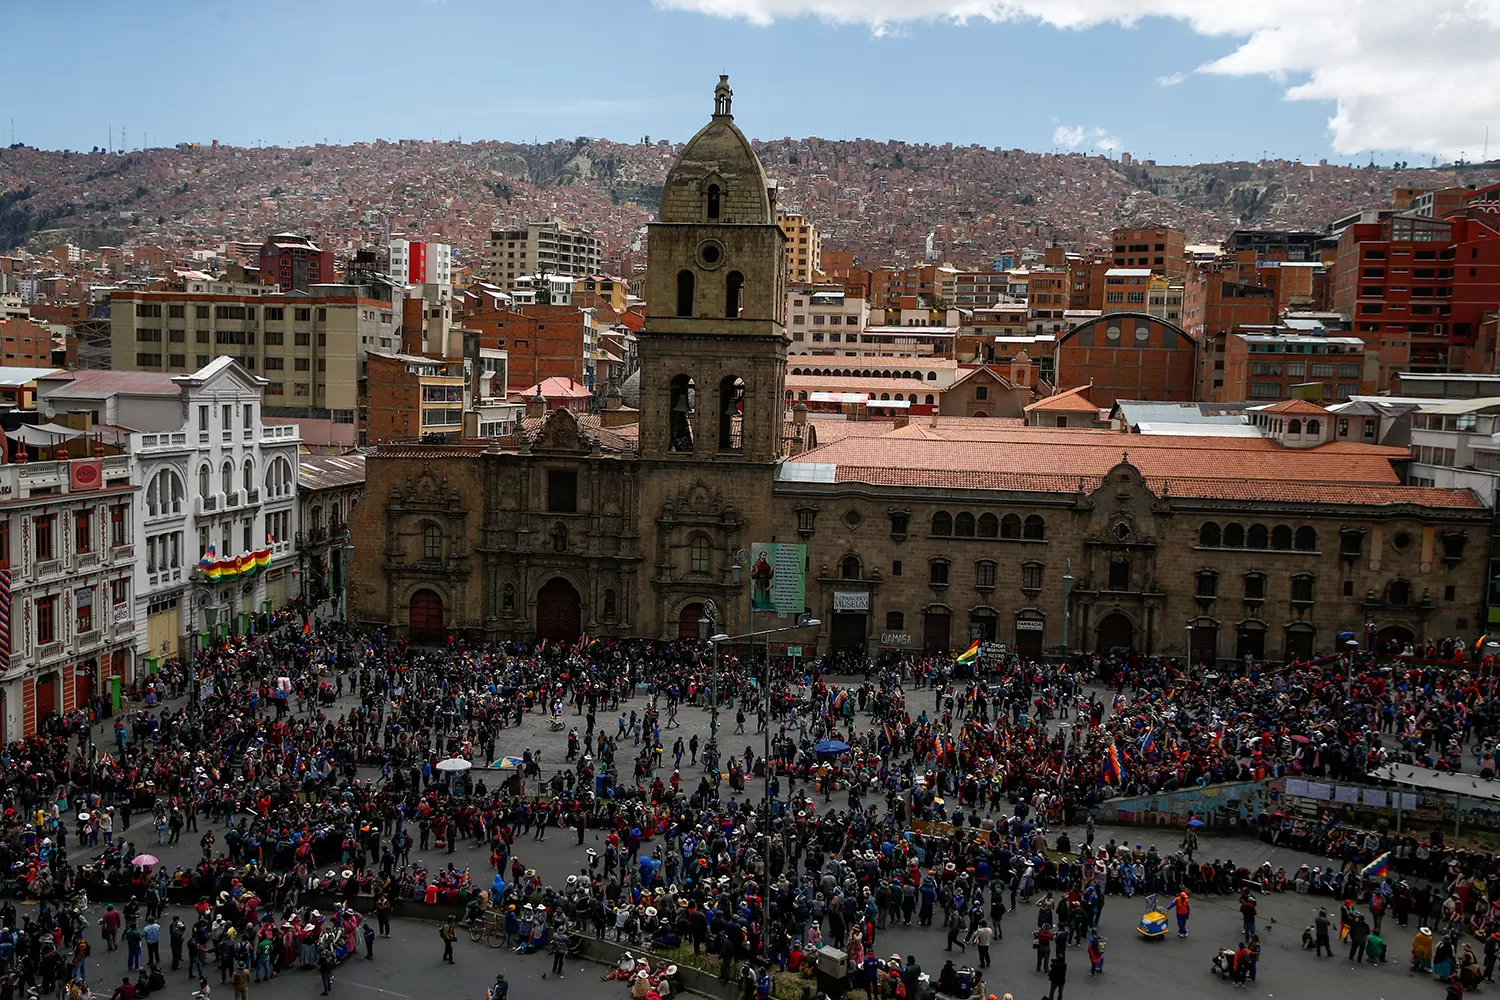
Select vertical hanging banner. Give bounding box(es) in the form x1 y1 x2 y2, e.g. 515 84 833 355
749 542 806 616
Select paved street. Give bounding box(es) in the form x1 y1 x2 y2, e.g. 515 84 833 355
45 682 1463 1000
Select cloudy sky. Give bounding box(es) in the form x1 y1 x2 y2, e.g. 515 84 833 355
6 0 1496 164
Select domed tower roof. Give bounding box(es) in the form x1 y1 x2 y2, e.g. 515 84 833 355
658 76 773 226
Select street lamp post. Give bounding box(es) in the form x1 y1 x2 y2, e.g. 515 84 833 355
339 530 355 623
698 606 723 747
705 614 821 959
1061 558 1074 661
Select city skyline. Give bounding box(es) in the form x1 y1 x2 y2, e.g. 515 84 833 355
3 0 1494 165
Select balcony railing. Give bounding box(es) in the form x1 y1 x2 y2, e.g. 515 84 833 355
225 490 242 508
245 488 260 505
197 495 218 515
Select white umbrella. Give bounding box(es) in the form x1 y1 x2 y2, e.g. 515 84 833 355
435 758 472 773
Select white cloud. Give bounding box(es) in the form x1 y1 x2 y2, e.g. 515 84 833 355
1053 124 1121 152
1156 71 1185 86
1053 125 1087 147
656 0 1500 156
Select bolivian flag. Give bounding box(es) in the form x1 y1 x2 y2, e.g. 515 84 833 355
955 640 980 665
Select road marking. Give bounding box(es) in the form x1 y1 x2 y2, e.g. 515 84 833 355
338 981 411 997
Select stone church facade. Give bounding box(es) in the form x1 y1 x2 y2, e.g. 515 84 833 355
349 79 1493 662
351 77 785 644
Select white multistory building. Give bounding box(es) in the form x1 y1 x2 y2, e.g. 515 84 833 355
39 359 300 665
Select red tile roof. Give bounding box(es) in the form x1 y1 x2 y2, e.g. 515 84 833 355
519 376 593 399
785 374 934 394
1260 399 1328 415
825 466 1482 509
45 370 181 397
796 427 1407 484
1024 385 1098 412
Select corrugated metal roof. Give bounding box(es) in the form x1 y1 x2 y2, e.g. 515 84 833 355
299 454 366 491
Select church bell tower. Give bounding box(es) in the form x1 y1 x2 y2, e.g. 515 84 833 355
638 75 787 463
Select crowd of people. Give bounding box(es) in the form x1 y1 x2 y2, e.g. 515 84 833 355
0 614 1499 1000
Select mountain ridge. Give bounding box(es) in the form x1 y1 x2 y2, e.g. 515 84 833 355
2 137 1497 270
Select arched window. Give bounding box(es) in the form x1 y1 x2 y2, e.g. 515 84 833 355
1271 525 1293 550
1247 524 1269 549
221 461 233 494
978 513 999 538
669 374 694 452
706 183 721 220
1000 514 1022 539
841 555 861 579
880 393 890 401
146 468 184 518
1387 579 1411 606
690 535 710 574
1307 419 1321 435
602 588 617 619
885 611 904 630
1199 522 1221 547
198 463 211 497
718 375 744 451
311 505 323 532
264 457 293 498
931 511 952 536
724 271 743 319
1222 523 1245 547
1023 515 1045 540
676 270 695 317
1289 419 1302 434
242 457 255 492
954 512 975 537
925 394 935 405
1295 526 1318 551
927 372 937 381
422 524 442 561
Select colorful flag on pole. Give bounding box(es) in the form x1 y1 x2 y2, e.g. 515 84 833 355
955 640 980 665
1361 851 1390 879
1102 743 1124 785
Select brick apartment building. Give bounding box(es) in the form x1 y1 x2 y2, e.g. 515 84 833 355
1183 270 1277 398
258 233 333 292
1027 271 1068 333
1112 226 1187 277
463 305 595 393
1330 213 1500 385
0 316 57 367
1219 331 1375 404
360 352 467 445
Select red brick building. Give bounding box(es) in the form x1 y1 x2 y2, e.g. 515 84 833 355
1053 313 1196 406
1111 227 1187 277
1330 214 1500 385
463 306 589 393
259 233 333 292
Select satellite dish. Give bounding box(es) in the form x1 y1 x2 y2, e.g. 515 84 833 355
39 401 54 418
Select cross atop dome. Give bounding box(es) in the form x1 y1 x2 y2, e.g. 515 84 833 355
714 75 732 117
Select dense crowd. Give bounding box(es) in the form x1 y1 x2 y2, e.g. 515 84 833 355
2 616 1500 999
